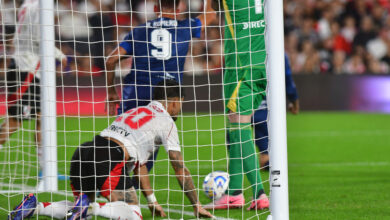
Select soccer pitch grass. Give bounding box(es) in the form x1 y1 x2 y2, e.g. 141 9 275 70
1 112 390 219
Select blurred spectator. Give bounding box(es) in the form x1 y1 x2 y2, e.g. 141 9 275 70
353 16 377 48
366 53 389 74
329 21 351 54
341 16 357 44
317 7 334 40
88 0 115 70
367 30 389 60
0 0 19 54
344 53 366 74
56 0 91 54
284 0 390 74
294 40 320 74
296 17 319 46
4 0 390 76
332 50 346 74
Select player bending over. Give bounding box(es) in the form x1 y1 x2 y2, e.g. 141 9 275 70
9 80 213 220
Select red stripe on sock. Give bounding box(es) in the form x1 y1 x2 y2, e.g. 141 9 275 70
134 210 143 220
42 202 51 208
100 161 125 197
98 203 106 208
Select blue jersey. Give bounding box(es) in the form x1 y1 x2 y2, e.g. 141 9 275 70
284 54 298 101
119 17 202 85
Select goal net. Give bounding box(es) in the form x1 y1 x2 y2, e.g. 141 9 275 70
0 0 287 219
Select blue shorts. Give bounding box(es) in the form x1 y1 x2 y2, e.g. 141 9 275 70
252 108 268 154
117 83 155 115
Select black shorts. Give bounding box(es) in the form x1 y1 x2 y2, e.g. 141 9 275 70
6 61 41 120
69 135 133 197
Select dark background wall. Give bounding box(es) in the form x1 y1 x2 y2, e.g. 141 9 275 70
182 74 390 113
1 74 389 115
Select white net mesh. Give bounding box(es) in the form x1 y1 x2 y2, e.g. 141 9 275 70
0 0 272 219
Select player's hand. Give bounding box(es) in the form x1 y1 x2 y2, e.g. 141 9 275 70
148 202 167 217
194 204 214 218
106 88 120 116
288 99 300 115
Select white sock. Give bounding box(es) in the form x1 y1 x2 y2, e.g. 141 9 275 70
90 202 142 220
36 201 73 219
37 147 44 171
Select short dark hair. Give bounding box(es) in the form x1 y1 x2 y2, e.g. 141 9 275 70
153 79 184 100
158 0 180 8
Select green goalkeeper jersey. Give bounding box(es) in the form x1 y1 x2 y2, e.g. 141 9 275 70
223 0 266 71
223 0 267 115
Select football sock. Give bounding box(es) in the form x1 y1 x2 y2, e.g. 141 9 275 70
36 201 73 219
227 123 245 195
256 189 265 199
37 146 44 170
228 123 264 198
90 202 143 220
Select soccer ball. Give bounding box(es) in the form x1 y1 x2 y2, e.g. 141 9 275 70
202 171 229 200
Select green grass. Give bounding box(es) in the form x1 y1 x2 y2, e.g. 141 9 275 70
1 112 390 219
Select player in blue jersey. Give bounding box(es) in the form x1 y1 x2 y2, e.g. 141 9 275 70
227 54 299 169
256 54 299 168
105 0 216 116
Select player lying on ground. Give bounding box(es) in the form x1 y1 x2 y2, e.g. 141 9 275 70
8 80 213 220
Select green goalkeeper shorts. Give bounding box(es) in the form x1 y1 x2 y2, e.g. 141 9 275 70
223 0 267 115
224 67 267 115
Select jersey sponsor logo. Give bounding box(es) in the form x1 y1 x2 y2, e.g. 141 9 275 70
109 125 131 137
242 20 265 30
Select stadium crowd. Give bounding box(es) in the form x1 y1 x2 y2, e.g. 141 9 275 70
1 0 390 75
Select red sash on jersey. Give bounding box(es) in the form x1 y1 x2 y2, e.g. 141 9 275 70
7 62 40 105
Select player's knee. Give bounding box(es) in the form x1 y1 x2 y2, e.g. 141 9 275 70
228 113 252 123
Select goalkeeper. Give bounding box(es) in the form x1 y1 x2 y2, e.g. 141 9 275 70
9 80 213 220
206 0 269 210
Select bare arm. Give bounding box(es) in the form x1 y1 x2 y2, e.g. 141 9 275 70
169 151 213 218
133 164 166 217
197 0 217 31
133 164 152 196
105 46 128 115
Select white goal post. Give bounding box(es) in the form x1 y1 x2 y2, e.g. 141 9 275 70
38 0 58 192
266 0 290 219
